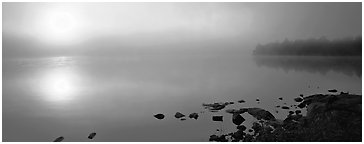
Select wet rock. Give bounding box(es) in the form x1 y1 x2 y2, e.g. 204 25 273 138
295 110 301 114
247 108 276 121
340 91 349 95
232 113 245 125
237 125 247 131
294 97 303 102
174 112 185 118
212 115 223 122
88 132 96 139
188 113 199 120
238 99 246 103
53 136 64 142
278 97 283 100
154 114 165 120
328 89 338 93
203 102 229 111
281 106 290 109
225 108 248 114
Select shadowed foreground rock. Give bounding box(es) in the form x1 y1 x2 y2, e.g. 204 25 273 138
210 93 361 142
53 136 64 142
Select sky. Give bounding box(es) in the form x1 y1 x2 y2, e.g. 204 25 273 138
3 2 362 58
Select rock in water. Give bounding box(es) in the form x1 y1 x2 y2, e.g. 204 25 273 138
53 136 64 142
88 132 96 139
237 125 247 131
154 114 165 120
238 99 246 103
294 97 303 102
174 112 185 118
188 113 199 119
212 116 223 122
247 108 276 121
328 89 338 93
232 113 245 125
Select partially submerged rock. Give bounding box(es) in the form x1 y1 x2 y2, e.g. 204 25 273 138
238 99 246 103
188 113 199 120
175 112 185 119
294 97 303 102
247 108 275 121
53 136 64 142
225 108 248 114
328 89 338 93
154 114 165 120
232 113 245 125
88 132 96 139
237 125 247 131
212 115 223 122
203 102 230 111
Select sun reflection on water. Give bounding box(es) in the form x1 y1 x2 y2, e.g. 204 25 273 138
38 58 81 103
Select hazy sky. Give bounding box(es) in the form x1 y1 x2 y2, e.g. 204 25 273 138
3 2 362 57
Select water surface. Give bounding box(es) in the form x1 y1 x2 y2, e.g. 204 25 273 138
3 53 361 141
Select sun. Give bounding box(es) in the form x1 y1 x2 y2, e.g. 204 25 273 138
35 7 85 45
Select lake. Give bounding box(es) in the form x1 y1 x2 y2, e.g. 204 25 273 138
3 52 361 142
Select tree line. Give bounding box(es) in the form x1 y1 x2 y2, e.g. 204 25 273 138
253 36 362 56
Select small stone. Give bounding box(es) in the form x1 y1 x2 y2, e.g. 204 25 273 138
154 114 165 120
238 99 246 103
278 97 283 100
212 116 223 122
281 106 290 109
295 110 301 114
288 111 294 115
180 118 186 121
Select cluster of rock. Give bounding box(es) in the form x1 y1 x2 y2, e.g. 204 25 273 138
209 92 361 142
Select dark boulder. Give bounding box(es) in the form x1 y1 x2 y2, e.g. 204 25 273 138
237 125 247 131
212 115 223 122
232 113 245 125
294 97 303 102
88 132 96 139
154 114 165 120
188 113 199 120
247 108 276 121
174 112 185 119
328 89 338 93
53 136 64 142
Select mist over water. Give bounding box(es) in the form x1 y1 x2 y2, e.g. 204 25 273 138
2 2 362 142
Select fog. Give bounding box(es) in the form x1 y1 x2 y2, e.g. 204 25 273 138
3 2 361 58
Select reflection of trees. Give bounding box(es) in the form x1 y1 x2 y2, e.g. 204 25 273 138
253 56 361 77
253 36 361 56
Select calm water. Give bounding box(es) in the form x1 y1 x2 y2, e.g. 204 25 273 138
3 53 361 142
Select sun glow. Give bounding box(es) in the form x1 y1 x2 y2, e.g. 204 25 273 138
34 6 86 45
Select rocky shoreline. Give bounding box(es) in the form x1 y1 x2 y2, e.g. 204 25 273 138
208 92 362 142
